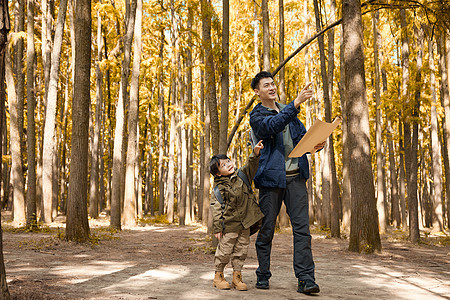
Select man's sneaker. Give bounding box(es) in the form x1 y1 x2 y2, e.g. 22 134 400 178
255 278 269 289
297 279 320 294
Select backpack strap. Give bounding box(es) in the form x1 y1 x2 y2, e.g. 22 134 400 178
213 186 226 232
237 169 252 193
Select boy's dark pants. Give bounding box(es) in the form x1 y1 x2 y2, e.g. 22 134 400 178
255 175 315 282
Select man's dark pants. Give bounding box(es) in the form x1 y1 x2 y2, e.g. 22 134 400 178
255 175 315 282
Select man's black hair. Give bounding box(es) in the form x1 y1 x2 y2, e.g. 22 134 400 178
210 154 230 176
251 71 274 90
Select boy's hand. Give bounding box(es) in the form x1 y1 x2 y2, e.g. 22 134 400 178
254 140 264 156
215 232 223 240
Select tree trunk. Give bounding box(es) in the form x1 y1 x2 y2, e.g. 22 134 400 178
437 32 449 231
253 2 259 73
278 0 285 103
123 0 142 227
26 0 37 228
42 0 68 223
157 26 165 216
408 21 423 242
13 0 24 173
446 32 450 227
5 36 26 225
202 0 219 155
219 0 229 154
388 117 400 227
373 11 386 234
65 0 91 243
262 0 270 71
89 10 103 219
186 5 194 223
0 0 11 296
343 0 381 253
167 96 175 223
313 0 331 228
110 0 137 229
339 24 351 233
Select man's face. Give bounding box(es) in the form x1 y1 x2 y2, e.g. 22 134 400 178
254 77 278 102
216 158 235 177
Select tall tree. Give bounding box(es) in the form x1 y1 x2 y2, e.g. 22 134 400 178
5 35 26 225
408 20 422 241
110 0 137 229
343 0 381 253
89 9 104 219
339 24 351 232
373 11 386 233
430 35 443 232
219 0 229 154
313 0 331 228
201 0 218 155
0 0 10 296
65 0 91 242
26 0 37 228
123 0 143 227
437 31 449 231
42 0 69 223
157 25 165 216
13 0 24 169
278 0 285 103
262 0 269 71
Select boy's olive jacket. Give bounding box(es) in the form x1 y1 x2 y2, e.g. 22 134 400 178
211 152 264 234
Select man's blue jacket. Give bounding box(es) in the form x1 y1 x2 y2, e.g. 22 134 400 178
249 100 309 189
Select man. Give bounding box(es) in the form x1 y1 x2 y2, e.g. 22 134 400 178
249 71 324 294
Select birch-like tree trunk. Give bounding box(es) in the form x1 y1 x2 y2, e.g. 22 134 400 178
110 0 137 229
157 26 165 216
407 21 423 242
253 2 259 73
123 0 142 227
89 10 103 219
186 5 194 224
41 0 52 103
65 0 91 242
343 0 381 253
373 11 386 234
42 0 68 223
5 36 25 225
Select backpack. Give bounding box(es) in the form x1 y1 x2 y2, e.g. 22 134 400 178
213 169 262 236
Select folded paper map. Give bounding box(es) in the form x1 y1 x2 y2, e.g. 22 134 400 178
289 117 342 158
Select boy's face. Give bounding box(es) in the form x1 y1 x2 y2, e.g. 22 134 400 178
216 158 235 177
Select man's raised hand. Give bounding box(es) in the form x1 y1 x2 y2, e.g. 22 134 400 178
294 82 313 108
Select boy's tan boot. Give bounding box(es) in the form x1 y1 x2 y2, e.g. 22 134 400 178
213 272 231 290
232 271 248 291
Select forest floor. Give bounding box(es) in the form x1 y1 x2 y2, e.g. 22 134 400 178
1 212 449 300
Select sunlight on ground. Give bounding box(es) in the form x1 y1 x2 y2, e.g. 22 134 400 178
51 261 133 284
351 261 450 299
131 266 188 281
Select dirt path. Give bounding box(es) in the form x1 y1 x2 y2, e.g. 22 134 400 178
2 219 449 300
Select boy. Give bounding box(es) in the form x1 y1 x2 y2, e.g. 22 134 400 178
210 140 264 291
